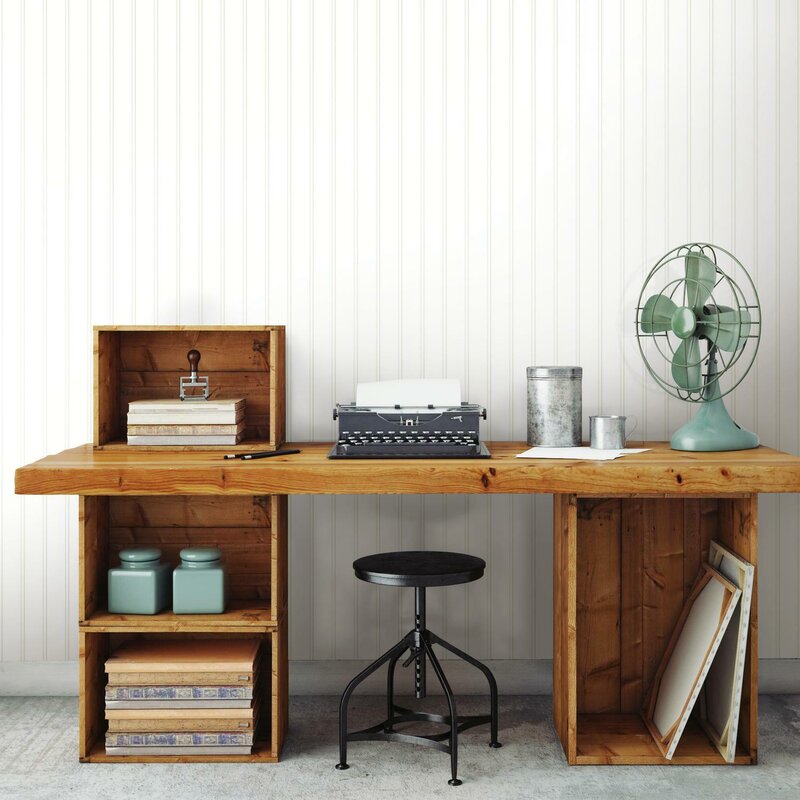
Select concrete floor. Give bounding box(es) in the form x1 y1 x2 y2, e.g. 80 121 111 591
2 695 800 800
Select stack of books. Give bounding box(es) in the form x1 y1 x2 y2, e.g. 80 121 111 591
127 398 246 446
104 639 262 756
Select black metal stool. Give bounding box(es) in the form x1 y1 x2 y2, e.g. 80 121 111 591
335 551 501 786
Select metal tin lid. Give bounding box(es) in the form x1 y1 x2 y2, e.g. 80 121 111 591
180 547 222 563
526 366 583 379
119 547 162 563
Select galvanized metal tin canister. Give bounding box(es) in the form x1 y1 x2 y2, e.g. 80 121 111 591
526 366 583 446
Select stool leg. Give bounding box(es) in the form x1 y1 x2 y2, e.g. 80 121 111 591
422 636 461 787
429 631 501 748
385 644 408 732
336 638 410 770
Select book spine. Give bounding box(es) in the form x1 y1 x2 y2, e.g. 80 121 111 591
105 745 253 756
108 719 254 733
105 732 254 747
107 671 254 686
127 413 244 425
105 686 253 701
127 424 245 436
127 434 242 446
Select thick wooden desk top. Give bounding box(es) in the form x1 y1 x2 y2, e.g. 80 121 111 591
15 441 800 496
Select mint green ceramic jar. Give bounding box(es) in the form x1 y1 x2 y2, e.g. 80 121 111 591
108 547 172 615
173 547 227 614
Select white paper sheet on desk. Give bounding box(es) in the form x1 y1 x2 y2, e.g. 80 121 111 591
515 446 650 461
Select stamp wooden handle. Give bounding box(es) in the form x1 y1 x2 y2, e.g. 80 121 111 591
187 349 201 374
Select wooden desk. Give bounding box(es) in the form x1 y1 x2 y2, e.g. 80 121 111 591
16 442 800 766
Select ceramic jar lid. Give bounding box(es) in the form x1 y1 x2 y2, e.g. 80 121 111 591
180 547 222 564
119 547 162 563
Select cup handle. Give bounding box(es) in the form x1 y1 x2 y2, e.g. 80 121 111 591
625 415 638 444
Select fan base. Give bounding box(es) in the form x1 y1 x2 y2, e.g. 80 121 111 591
671 396 759 452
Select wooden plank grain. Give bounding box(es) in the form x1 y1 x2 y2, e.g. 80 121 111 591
109 495 270 527
642 499 685 700
620 498 644 712
79 497 109 621
576 498 621 714
16 442 800 496
118 330 272 372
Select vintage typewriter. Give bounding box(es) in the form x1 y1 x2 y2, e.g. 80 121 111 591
330 379 490 459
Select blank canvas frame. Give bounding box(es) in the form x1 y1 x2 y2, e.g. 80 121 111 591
643 564 741 759
698 541 755 762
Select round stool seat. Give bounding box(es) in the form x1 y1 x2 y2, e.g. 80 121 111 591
353 551 485 588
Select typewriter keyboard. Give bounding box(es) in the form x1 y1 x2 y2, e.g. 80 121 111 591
330 432 490 459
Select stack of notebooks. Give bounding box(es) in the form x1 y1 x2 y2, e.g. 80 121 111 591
104 639 262 756
127 398 246 446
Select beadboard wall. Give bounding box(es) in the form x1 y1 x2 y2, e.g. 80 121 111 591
1 0 799 682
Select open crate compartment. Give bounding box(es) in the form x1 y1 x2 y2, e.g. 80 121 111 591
79 629 287 763
80 495 287 630
554 494 758 765
94 326 285 451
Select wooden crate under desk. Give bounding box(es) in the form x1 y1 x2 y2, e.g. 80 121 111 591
554 494 758 766
80 495 287 627
79 626 288 764
94 325 285 452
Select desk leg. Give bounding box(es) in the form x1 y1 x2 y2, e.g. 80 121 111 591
553 493 758 766
552 494 577 764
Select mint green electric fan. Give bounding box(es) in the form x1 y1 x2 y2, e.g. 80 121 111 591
636 243 761 451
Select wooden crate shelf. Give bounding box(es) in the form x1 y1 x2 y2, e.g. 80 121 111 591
94 325 285 452
554 494 758 766
79 627 288 764
80 600 278 633
81 495 287 628
77 491 289 763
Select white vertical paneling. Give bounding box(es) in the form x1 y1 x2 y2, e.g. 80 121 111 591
177 0 201 322
644 0 669 442
622 0 647 446
1 0 799 668
44 0 68 661
223 0 246 323
134 0 157 323
112 0 135 322
244 0 267 324
555 0 579 369
600 0 624 419
200 0 223 322
400 0 423 377
22 0 47 661
577 0 601 424
156 0 180 323
1 0 25 663
777 0 799 657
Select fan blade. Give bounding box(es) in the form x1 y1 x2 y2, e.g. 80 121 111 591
697 305 752 351
640 294 677 333
671 337 703 391
684 253 717 312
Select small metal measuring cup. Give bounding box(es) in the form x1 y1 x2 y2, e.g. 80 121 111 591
589 415 637 450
